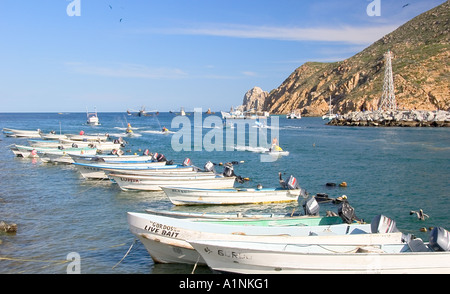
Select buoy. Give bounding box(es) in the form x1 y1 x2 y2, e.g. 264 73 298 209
243 177 250 181
339 182 347 187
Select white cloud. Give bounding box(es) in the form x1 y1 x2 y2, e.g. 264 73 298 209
146 23 401 45
65 62 187 79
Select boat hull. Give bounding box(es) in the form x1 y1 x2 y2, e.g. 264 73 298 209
73 162 169 179
190 240 450 274
110 174 235 191
161 186 300 205
126 212 394 265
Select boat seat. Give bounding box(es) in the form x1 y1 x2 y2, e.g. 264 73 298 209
408 239 432 252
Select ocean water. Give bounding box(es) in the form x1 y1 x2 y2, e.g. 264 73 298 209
0 112 449 274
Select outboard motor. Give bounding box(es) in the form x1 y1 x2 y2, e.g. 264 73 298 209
303 197 319 216
204 161 215 173
182 158 192 166
370 214 399 233
223 163 244 183
338 201 359 224
152 153 166 162
286 175 300 190
143 149 149 156
223 164 235 177
429 227 450 252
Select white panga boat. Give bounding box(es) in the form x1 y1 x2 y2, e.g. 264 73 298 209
70 153 152 163
40 133 68 140
143 208 307 220
72 161 171 179
190 226 450 274
28 139 62 148
66 133 109 142
3 128 42 138
13 144 97 158
110 173 235 191
59 139 123 151
161 175 306 205
127 211 403 265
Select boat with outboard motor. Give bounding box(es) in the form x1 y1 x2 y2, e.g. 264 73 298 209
161 174 306 205
127 204 406 265
110 173 235 191
190 223 450 274
69 153 152 164
13 144 97 158
3 128 42 138
73 161 172 179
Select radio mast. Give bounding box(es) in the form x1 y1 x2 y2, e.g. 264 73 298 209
378 50 397 111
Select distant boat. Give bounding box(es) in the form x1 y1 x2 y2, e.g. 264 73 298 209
322 96 337 120
287 112 301 119
221 106 270 119
86 108 100 125
180 107 186 116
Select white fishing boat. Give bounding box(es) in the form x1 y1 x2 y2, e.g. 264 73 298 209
59 139 123 151
67 134 109 141
3 128 42 138
143 208 305 220
127 212 403 265
40 133 68 140
72 161 171 179
161 185 304 205
191 226 450 274
70 153 152 164
110 173 235 191
322 96 337 120
287 112 301 119
86 108 100 125
14 144 97 158
9 146 23 157
39 152 75 164
28 139 62 148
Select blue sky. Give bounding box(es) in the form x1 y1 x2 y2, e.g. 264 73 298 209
0 0 446 112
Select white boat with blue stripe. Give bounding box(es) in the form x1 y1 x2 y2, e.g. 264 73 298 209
162 185 306 205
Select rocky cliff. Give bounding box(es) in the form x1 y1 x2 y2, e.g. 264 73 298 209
242 87 269 112
254 1 449 116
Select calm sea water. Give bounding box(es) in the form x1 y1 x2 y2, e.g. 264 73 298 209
0 112 449 274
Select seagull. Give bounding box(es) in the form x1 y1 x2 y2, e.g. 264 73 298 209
410 209 429 221
402 3 410 8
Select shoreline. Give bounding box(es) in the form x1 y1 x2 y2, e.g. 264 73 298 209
326 110 450 127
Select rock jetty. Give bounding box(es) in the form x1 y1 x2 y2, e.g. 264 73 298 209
327 110 450 127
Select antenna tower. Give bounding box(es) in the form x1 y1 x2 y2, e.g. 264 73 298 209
378 50 397 111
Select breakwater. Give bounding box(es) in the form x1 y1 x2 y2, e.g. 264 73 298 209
327 110 450 127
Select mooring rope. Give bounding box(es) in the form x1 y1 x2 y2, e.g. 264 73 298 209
112 238 137 269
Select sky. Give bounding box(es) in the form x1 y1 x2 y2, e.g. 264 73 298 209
0 0 446 112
